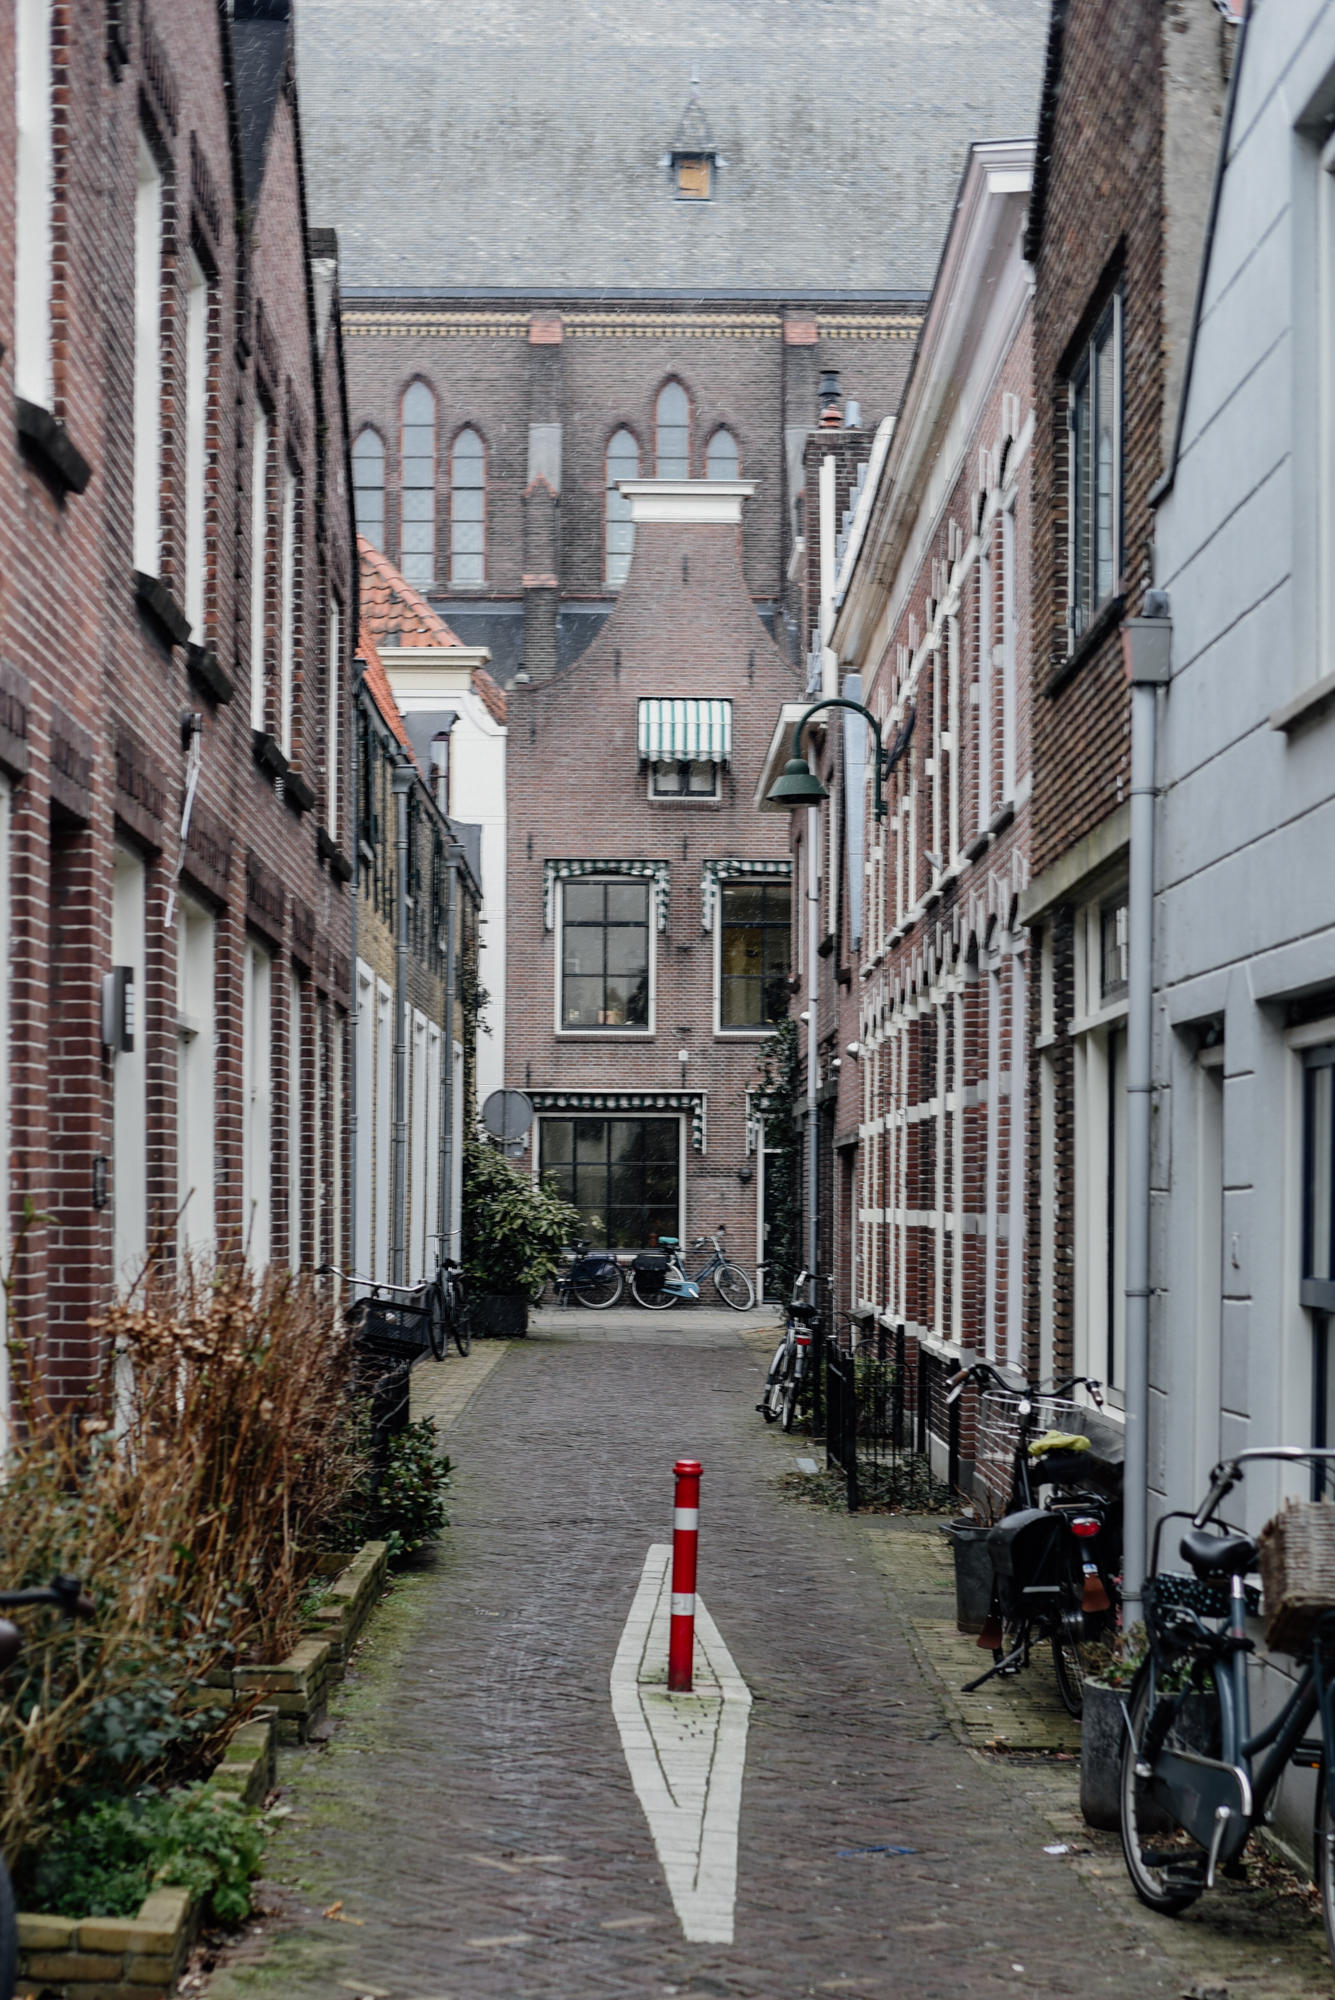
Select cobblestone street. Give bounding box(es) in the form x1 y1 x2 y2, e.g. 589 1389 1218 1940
201 1316 1329 2000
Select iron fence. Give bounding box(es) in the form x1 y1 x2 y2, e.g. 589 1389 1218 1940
822 1323 949 1512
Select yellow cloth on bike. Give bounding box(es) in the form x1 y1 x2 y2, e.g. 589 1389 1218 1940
1027 1430 1091 1458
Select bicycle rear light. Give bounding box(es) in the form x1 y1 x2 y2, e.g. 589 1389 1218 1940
1071 1517 1101 1537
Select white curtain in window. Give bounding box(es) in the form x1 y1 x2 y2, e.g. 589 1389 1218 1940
604 428 639 587
655 382 690 477
14 0 53 408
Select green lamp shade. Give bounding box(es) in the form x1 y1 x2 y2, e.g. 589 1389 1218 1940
766 756 829 808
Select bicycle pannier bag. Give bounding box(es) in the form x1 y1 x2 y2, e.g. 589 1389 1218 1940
632 1250 669 1295
987 1507 1068 1622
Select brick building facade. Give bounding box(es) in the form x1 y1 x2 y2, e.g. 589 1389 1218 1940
505 479 798 1282
0 0 355 1408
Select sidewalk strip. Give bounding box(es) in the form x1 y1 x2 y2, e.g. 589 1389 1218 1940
610 1543 752 1945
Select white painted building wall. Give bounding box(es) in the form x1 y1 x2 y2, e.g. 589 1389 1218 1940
383 645 507 1107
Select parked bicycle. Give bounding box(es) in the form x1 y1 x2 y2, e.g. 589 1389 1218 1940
319 1262 469 1360
950 1359 1123 1716
629 1227 755 1311
758 1271 818 1430
0 1575 95 2000
1119 1446 1335 1969
538 1241 626 1310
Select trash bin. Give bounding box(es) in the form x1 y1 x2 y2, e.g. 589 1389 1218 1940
943 1517 994 1633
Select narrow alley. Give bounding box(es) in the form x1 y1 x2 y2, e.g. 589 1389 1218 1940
202 1320 1329 2000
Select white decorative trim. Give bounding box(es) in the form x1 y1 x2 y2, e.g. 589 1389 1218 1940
618 478 755 525
543 858 670 932
700 856 793 931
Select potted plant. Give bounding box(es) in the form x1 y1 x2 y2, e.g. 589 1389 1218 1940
461 1136 580 1337
1080 1627 1145 1829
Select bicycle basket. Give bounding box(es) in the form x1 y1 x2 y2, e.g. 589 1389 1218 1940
347 1296 433 1359
973 1391 1087 1517
1258 1500 1335 1656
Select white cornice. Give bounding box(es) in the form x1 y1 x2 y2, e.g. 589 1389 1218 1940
379 643 493 688
619 478 756 525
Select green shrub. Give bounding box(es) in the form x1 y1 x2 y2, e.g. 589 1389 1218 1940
376 1418 452 1562
461 1135 580 1295
29 1784 266 1923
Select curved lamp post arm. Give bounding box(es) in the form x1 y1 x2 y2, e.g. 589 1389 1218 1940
785 696 888 821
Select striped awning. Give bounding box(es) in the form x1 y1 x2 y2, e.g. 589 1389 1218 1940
637 698 733 767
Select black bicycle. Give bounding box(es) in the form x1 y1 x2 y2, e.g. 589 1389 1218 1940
1120 1446 1335 1971
950 1360 1122 1716
758 1271 817 1431
319 1264 463 1361
0 1576 94 2000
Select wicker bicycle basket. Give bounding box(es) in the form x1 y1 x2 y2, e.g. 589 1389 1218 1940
1257 1500 1335 1655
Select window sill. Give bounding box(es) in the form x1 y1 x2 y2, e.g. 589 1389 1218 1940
284 768 316 816
648 795 723 808
1271 669 1335 736
989 799 1016 837
555 1028 655 1040
17 398 91 494
252 729 289 780
318 826 353 882
186 642 234 706
714 1027 777 1040
134 570 190 648
963 828 990 862
1044 592 1125 697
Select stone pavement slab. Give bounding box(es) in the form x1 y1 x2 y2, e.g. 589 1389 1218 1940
201 1329 1326 2000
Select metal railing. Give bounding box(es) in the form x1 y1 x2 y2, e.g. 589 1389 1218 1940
822 1322 948 1513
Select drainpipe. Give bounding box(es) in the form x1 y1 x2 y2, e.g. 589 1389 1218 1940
806 802 820 1296
1121 592 1172 1624
391 755 414 1287
439 830 458 1266
349 666 365 1292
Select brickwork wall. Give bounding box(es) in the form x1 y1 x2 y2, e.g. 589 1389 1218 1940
1024 0 1166 1384
506 500 801 1269
0 0 355 1399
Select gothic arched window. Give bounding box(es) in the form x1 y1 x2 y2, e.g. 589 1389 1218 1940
352 427 384 551
655 381 690 478
450 427 486 586
400 381 436 588
604 428 640 589
705 428 740 479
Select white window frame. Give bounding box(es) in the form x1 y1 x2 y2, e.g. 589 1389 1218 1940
0 775 11 1443
647 760 720 802
288 967 303 1273
410 1007 428 1282
1070 883 1130 1402
133 132 163 578
183 252 209 634
425 1021 442 1270
354 962 374 1287
331 1004 345 1276
14 0 54 410
249 407 269 732
1000 491 1019 806
713 874 791 1040
279 460 297 758
555 875 656 1039
375 978 392 1283
176 893 216 1259
242 937 273 1270
326 599 341 839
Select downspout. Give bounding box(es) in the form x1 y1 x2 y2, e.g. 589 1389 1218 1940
390 755 413 1287
439 831 458 1265
1121 594 1172 1624
806 802 819 1295
349 666 364 1289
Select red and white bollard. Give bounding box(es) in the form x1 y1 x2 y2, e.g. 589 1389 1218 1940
668 1458 702 1693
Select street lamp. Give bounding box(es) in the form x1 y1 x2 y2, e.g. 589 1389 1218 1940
764 696 891 819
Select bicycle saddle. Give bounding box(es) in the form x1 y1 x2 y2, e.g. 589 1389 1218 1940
1179 1527 1258 1577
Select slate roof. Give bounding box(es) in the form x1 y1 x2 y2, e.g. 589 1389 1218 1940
358 538 508 725
232 1 292 207
293 0 1049 293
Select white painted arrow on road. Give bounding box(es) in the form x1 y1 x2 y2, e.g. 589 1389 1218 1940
610 1544 752 1945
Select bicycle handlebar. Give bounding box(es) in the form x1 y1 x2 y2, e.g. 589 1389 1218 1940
946 1360 1105 1409
317 1263 457 1294
0 1574 94 1618
1192 1447 1335 1528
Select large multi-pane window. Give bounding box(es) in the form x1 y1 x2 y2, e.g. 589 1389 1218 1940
352 428 384 550
560 880 650 1031
655 381 690 476
1303 1042 1335 1490
249 407 270 730
719 880 790 1029
133 133 163 577
450 427 486 585
539 1118 680 1248
605 428 639 588
1067 296 1122 645
705 428 739 479
183 253 209 633
14 0 54 410
400 381 435 588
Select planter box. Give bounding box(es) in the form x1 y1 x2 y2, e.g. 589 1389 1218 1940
1080 1679 1125 1830
15 1715 278 1998
471 1291 528 1338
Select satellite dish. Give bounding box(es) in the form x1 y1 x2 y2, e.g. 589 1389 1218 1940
481 1088 534 1144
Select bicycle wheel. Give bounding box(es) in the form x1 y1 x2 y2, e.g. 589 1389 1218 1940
1119 1661 1211 1914
1051 1626 1090 1718
426 1278 448 1361
713 1262 755 1311
630 1272 677 1309
1315 1763 1335 1975
571 1266 624 1309
451 1276 472 1356
0 1847 17 2000
779 1372 798 1432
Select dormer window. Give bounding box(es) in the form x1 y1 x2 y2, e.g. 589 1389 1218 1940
665 71 721 203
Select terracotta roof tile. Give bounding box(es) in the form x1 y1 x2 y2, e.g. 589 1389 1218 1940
357 620 413 758
358 536 507 725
